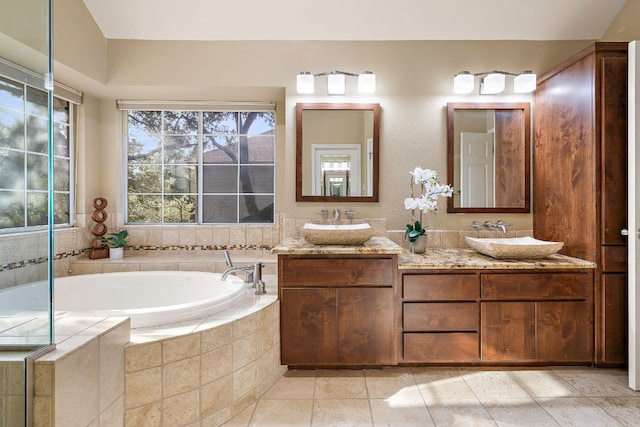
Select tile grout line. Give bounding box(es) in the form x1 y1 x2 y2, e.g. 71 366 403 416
409 367 439 426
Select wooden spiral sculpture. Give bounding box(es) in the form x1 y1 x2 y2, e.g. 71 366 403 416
88 197 109 259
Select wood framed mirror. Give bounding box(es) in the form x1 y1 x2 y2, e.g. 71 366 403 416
296 103 380 202
447 102 530 213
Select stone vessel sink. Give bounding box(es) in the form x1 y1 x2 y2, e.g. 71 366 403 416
300 223 374 245
465 236 564 259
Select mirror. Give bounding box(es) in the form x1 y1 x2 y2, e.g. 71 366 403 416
296 103 380 202
447 102 530 213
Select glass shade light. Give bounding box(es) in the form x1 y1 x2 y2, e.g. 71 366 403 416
297 72 315 94
327 72 346 95
513 71 537 93
453 71 474 94
357 71 376 93
480 72 505 94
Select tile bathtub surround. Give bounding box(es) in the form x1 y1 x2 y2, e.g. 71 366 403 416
124 298 285 427
33 317 130 427
68 248 278 276
224 367 640 427
30 274 283 426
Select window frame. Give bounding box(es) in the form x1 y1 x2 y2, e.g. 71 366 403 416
0 71 75 233
122 106 276 225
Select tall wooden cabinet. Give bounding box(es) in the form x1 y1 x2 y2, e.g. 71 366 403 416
533 42 628 366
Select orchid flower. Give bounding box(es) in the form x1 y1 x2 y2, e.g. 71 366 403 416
404 166 454 241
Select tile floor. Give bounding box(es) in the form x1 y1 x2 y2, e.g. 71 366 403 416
223 367 640 426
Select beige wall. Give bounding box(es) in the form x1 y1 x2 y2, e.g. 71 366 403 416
61 39 592 234
50 0 640 236
53 0 107 85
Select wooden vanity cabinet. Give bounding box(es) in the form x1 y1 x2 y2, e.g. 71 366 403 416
279 255 397 367
481 272 593 363
400 269 594 365
533 42 628 366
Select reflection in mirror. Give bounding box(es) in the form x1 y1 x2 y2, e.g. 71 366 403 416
296 103 380 202
447 102 530 213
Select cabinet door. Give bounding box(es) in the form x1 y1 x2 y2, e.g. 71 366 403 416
602 273 628 364
481 302 535 361
601 55 628 245
536 301 592 362
280 288 338 365
338 287 394 365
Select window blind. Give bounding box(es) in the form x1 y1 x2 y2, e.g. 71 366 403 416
116 100 276 112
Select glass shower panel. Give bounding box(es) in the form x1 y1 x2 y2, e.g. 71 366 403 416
1 0 53 425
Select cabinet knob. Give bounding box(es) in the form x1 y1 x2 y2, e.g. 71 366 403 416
621 229 629 236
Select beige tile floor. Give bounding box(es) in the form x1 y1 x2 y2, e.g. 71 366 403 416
223 367 640 426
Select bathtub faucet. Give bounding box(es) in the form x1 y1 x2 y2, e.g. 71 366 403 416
221 261 266 295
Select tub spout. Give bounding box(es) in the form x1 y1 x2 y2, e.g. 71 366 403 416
221 261 266 294
221 265 253 282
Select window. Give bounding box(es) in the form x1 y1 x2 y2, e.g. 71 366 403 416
0 75 73 231
125 107 275 224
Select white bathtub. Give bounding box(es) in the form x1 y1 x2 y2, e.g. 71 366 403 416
54 271 247 328
0 280 50 316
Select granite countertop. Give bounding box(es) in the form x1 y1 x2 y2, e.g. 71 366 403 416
271 237 403 255
399 248 596 270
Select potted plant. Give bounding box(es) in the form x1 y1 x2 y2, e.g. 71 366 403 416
104 229 130 260
403 167 453 254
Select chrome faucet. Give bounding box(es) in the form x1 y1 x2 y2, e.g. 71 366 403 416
221 264 253 281
333 209 340 220
495 220 509 234
221 260 266 295
483 220 511 234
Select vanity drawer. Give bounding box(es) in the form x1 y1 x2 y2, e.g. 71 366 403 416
279 256 394 287
404 302 479 332
403 274 479 300
403 332 479 362
481 273 591 300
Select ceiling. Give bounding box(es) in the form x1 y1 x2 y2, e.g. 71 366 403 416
82 0 628 41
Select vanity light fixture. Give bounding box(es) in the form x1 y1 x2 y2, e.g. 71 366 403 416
454 70 537 94
327 72 346 95
481 72 506 95
296 72 315 94
513 71 537 93
296 70 376 95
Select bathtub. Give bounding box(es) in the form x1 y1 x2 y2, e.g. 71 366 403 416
54 271 247 328
0 280 50 316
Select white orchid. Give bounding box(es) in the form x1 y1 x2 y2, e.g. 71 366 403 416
403 197 420 210
404 167 454 242
409 166 438 185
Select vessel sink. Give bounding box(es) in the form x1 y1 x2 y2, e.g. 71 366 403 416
465 236 564 259
300 223 374 245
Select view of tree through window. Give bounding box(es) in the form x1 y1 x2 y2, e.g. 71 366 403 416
0 76 72 231
126 109 275 224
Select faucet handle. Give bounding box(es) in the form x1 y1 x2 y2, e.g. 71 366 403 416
317 209 328 219
345 209 356 219
470 221 482 229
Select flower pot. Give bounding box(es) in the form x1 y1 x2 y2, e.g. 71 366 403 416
109 247 124 260
409 235 426 254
